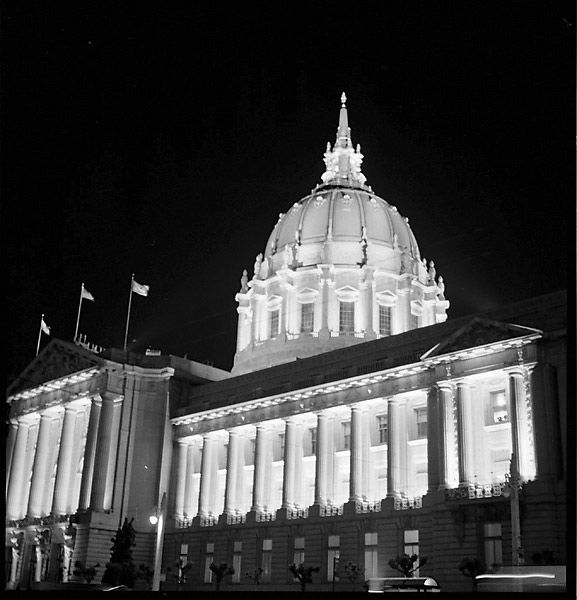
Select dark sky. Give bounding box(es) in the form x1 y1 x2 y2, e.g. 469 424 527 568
4 3 572 382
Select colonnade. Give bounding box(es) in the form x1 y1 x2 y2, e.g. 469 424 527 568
174 368 536 521
6 393 124 521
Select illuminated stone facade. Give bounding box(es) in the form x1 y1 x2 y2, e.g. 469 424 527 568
5 98 567 592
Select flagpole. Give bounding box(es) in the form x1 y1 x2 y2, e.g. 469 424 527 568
123 274 134 351
74 283 84 342
36 314 44 356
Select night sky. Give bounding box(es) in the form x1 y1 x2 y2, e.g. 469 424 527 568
5 3 572 383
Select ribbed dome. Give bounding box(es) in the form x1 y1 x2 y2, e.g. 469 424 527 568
265 184 421 271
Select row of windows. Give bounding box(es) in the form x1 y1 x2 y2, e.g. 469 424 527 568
268 303 404 337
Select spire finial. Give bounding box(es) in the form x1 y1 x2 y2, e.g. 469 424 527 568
341 92 347 107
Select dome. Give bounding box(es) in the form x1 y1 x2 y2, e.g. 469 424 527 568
233 94 449 375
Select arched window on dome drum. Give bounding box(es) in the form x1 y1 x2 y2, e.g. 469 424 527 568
339 301 355 334
379 305 392 336
301 303 314 333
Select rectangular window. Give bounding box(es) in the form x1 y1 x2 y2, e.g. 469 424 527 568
339 301 355 333
293 537 305 567
342 421 351 450
301 302 314 333
279 433 285 456
232 541 242 583
204 543 214 583
262 539 272 583
379 305 392 336
404 530 420 577
270 309 280 338
410 313 419 330
377 415 388 445
365 532 378 579
310 428 317 455
483 523 503 569
490 390 508 424
328 535 340 582
415 408 427 439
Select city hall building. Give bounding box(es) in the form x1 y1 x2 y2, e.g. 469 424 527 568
5 98 567 592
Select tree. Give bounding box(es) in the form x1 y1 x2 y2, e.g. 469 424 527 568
344 561 364 592
388 554 427 577
289 562 320 592
72 561 100 583
458 557 487 592
209 561 234 591
101 518 139 588
245 566 264 590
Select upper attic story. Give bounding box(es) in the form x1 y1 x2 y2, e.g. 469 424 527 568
173 290 566 418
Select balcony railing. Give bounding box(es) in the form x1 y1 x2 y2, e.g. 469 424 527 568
394 496 423 510
319 503 344 516
444 483 506 501
226 511 247 525
255 508 276 522
356 499 381 513
286 506 309 519
199 513 218 527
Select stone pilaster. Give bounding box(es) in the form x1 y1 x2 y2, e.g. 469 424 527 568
175 441 189 516
314 412 330 505
456 381 474 486
78 397 101 510
349 405 364 502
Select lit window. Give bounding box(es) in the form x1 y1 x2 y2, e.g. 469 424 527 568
270 309 280 338
310 428 317 455
377 415 388 444
232 541 242 583
301 303 314 333
483 523 503 569
262 539 272 583
204 543 214 583
343 421 351 450
403 530 420 577
339 301 355 333
293 537 305 568
365 532 378 579
415 408 427 439
379 305 392 336
328 535 340 582
490 391 508 423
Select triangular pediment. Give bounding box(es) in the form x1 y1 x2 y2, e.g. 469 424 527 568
421 318 542 360
8 338 105 396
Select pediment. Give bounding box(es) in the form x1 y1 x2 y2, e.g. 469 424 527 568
421 318 542 360
8 338 105 396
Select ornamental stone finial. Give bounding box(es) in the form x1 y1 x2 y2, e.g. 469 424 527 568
341 92 347 106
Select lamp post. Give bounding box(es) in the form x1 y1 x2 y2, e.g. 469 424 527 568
502 453 523 566
150 492 167 591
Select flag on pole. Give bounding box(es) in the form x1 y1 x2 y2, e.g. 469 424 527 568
131 280 150 297
41 318 51 335
81 286 95 301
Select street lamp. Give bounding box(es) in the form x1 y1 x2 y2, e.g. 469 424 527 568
150 492 167 591
502 453 523 566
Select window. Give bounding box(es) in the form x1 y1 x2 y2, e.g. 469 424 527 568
489 390 508 424
404 530 420 577
279 433 285 456
293 537 305 567
415 408 427 439
410 313 419 330
377 415 388 445
365 533 378 579
270 309 280 338
232 541 242 583
204 543 214 583
483 523 503 569
262 539 272 583
339 301 355 333
328 535 340 582
342 421 351 450
310 428 317 455
301 303 314 333
379 305 392 336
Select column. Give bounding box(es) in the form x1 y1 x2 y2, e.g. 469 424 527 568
437 384 456 489
175 441 188 516
90 394 122 511
365 271 375 336
28 411 60 517
224 429 242 513
78 397 101 510
251 424 271 511
6 421 18 496
426 386 440 493
508 368 536 479
349 405 364 502
320 269 330 334
456 381 474 486
387 399 402 497
314 412 330 505
282 418 298 508
52 405 80 514
198 434 217 516
184 443 198 517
